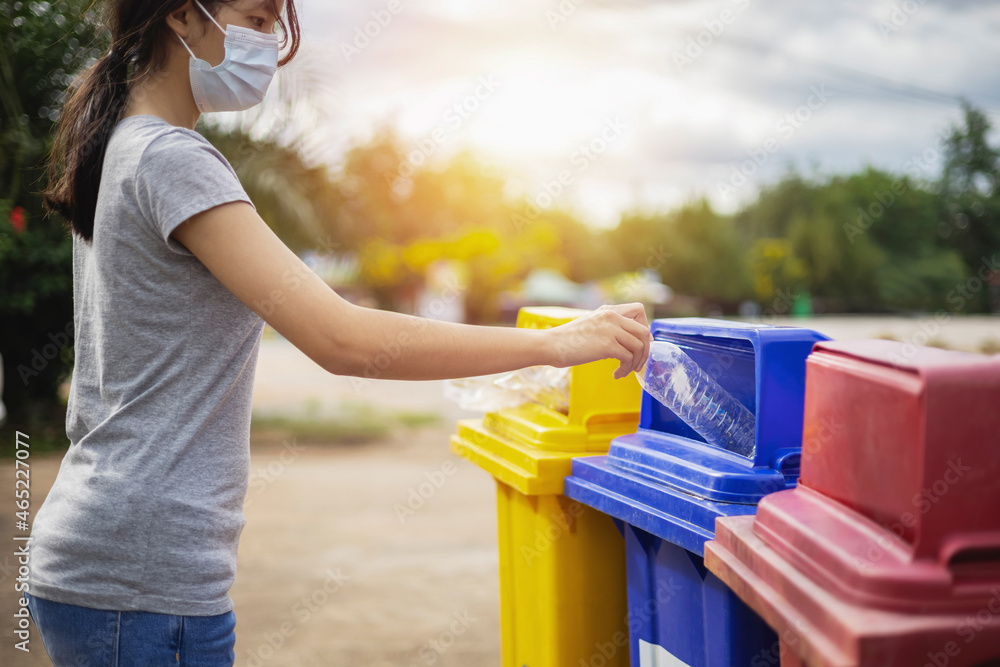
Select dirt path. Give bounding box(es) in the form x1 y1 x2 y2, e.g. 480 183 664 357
231 429 501 667
0 427 502 666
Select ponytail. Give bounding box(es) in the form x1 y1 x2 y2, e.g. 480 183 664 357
45 0 301 242
45 47 131 241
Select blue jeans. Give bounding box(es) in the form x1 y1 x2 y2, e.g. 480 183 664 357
23 591 236 666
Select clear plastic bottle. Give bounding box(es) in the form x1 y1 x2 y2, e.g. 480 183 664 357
640 340 756 458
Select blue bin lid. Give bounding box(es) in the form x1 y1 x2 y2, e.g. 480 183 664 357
611 318 829 504
565 455 756 555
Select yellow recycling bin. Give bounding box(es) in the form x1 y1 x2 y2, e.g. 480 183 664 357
451 306 641 667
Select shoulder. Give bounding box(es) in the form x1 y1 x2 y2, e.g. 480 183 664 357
122 117 252 240
143 125 233 175
111 116 235 178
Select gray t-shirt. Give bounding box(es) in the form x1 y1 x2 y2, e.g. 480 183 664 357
28 114 263 616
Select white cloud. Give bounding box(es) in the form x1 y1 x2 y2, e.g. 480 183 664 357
270 0 1000 224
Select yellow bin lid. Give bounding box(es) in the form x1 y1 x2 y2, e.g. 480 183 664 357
450 307 643 494
496 306 641 453
451 419 590 496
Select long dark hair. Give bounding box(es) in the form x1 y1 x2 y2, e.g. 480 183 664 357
45 0 300 241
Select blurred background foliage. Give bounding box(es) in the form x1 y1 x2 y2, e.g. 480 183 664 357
210 105 995 317
1 0 103 444
1 1 999 437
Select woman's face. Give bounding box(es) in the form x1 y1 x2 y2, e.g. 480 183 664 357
189 0 284 67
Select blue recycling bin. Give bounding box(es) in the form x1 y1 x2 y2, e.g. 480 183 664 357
564 318 829 667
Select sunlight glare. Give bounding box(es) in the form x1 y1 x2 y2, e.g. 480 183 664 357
467 61 613 160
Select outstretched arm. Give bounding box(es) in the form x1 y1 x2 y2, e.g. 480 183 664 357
171 201 651 381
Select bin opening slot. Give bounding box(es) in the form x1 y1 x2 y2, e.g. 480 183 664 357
771 449 801 482
643 334 757 458
946 545 1000 582
585 411 639 428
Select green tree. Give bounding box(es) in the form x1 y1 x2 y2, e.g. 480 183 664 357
1 0 102 431
734 171 814 242
739 167 966 312
609 200 751 307
336 130 515 247
938 101 1000 311
748 238 807 303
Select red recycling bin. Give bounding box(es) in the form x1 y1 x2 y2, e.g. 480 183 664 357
705 340 1000 667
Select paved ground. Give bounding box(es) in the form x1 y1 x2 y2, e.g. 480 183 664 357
2 314 997 665
762 314 998 352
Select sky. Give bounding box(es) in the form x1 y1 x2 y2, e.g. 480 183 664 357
234 0 1000 227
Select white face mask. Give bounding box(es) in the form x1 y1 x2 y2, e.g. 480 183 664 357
175 0 279 113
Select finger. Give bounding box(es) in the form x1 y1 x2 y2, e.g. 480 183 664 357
609 334 630 379
636 329 650 376
614 305 651 353
634 328 650 376
628 333 646 377
612 313 651 375
626 313 651 374
613 310 649 340
608 302 645 323
605 329 634 380
634 305 650 329
614 331 644 378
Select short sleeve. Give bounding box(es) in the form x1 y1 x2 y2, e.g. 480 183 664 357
134 130 254 255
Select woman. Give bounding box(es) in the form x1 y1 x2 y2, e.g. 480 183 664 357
24 0 651 664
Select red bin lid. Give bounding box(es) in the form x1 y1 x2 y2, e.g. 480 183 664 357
754 340 1000 612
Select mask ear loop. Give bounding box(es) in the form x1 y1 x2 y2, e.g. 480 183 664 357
194 0 228 35
175 31 199 60
175 1 227 60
